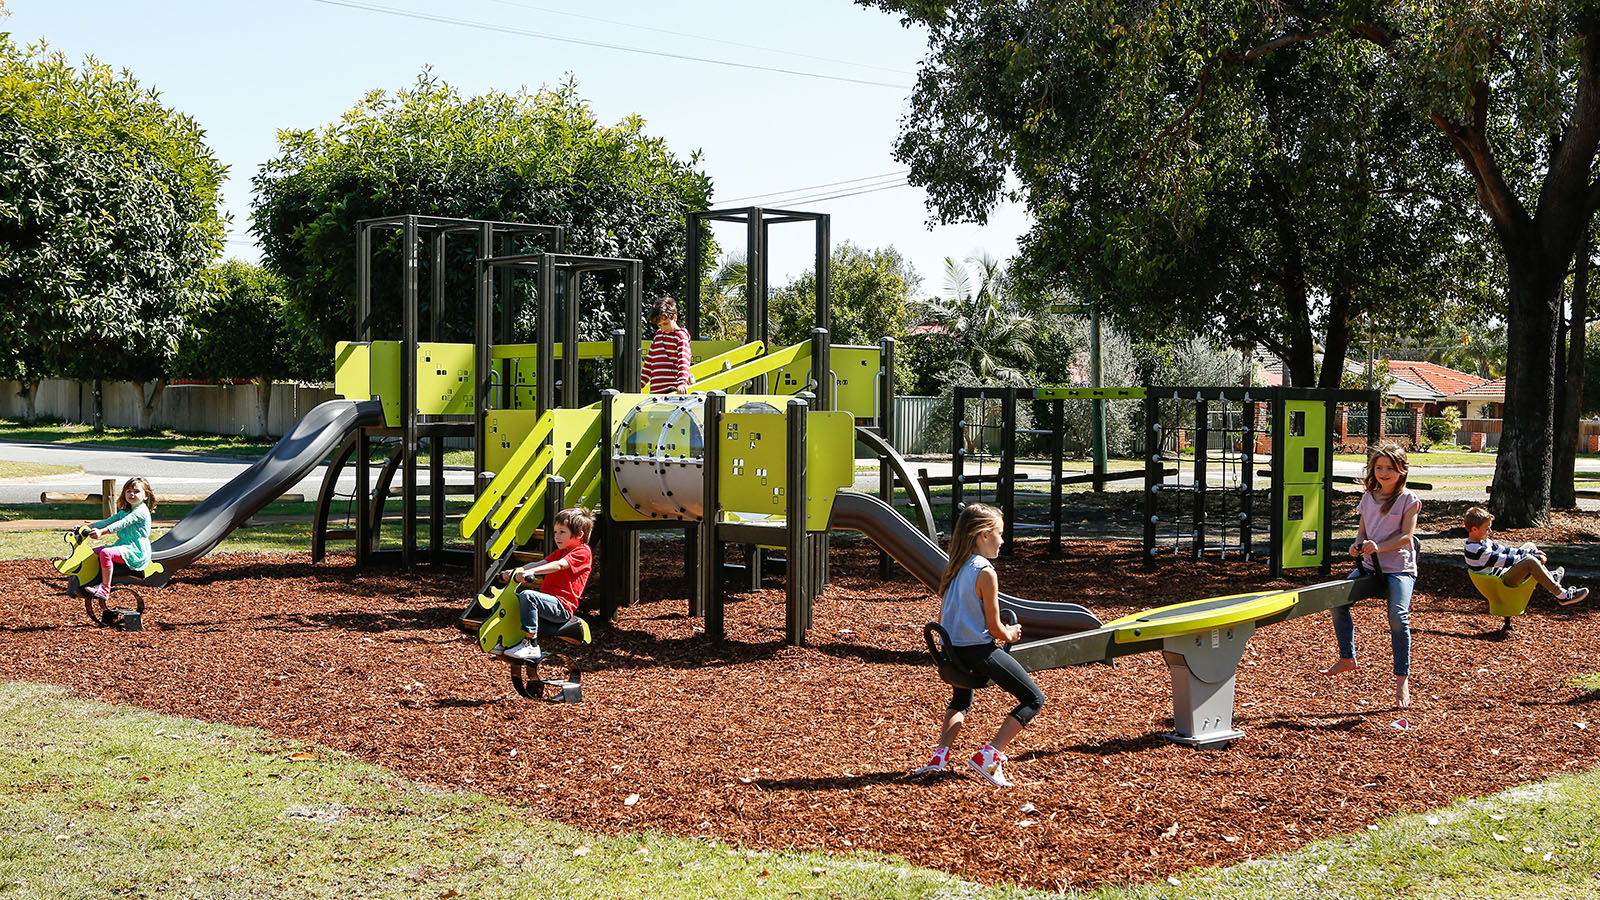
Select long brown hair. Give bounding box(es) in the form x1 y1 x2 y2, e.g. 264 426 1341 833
939 503 1003 596
119 476 158 513
1365 442 1409 513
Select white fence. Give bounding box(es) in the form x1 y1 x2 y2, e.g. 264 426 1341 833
0 379 338 437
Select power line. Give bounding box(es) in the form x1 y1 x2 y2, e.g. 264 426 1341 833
310 0 915 90
480 0 915 78
719 170 910 205
744 179 912 208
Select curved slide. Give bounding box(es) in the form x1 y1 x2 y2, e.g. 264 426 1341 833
139 398 386 586
829 490 1102 638
852 425 936 540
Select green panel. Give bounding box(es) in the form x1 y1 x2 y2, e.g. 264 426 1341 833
370 340 402 427
416 343 474 415
718 410 790 518
1279 483 1326 569
687 339 743 366
485 410 543 477
1283 399 1328 483
1036 386 1146 400
828 347 881 420
804 410 856 530
333 341 370 400
773 355 811 396
511 358 538 410
461 411 553 539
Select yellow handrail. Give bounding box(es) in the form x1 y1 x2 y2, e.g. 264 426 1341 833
459 411 554 538
688 341 765 380
694 341 812 394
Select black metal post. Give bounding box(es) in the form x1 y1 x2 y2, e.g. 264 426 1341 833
536 255 556 416
1049 397 1064 556
1192 396 1207 561
999 388 1017 555
699 392 724 635
562 268 581 409
785 397 809 645
401 216 419 570
877 336 896 580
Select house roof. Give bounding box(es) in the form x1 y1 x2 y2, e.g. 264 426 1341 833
1443 377 1506 403
1386 360 1488 397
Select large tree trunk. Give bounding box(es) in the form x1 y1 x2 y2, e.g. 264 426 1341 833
1554 233 1589 508
1489 249 1561 527
254 376 274 436
15 379 38 425
133 379 167 432
1318 286 1354 390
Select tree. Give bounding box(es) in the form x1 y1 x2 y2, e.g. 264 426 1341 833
770 241 920 347
863 1 1600 527
175 260 324 435
0 31 225 428
252 72 712 352
698 252 749 341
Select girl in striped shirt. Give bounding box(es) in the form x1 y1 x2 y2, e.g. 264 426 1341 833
641 296 692 394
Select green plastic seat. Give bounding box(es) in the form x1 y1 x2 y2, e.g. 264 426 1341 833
1469 570 1536 618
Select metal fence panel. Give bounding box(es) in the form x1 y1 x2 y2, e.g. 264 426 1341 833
892 396 942 455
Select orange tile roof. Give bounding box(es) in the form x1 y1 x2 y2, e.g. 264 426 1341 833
1385 360 1488 397
1443 377 1505 402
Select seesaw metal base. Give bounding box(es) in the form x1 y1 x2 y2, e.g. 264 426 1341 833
1161 623 1254 748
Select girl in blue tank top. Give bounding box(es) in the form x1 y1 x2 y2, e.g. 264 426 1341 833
915 503 1045 787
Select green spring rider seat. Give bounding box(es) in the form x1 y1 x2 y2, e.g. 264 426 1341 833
1468 570 1536 634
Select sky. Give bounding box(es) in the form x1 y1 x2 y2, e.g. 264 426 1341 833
1 0 1031 295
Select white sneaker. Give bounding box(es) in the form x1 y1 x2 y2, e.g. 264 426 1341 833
1552 566 1565 585
1559 586 1589 607
914 746 949 775
503 639 543 661
967 744 1011 787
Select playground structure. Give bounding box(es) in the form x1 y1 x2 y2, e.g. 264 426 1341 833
947 384 1380 575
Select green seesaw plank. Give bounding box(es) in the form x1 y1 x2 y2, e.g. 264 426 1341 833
1105 590 1299 644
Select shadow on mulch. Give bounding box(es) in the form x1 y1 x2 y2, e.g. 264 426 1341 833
6 537 1600 891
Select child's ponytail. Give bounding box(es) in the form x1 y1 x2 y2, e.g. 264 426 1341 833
938 503 1004 596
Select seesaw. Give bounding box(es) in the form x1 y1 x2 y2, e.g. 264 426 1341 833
928 576 1381 748
1467 571 1535 634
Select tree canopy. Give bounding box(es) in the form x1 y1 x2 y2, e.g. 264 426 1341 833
252 72 712 352
0 30 225 411
771 241 920 348
863 0 1600 526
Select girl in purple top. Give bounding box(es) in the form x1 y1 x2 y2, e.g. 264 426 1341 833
1322 442 1420 708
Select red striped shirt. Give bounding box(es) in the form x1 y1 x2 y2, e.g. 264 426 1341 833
642 326 692 393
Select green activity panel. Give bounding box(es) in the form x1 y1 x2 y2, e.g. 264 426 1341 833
803 410 855 529
370 340 402 426
827 347 881 420
485 410 543 478
1104 590 1299 643
719 409 789 518
416 342 474 415
1278 399 1328 569
333 341 370 400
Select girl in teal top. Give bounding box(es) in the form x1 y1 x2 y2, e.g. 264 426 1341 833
85 477 158 599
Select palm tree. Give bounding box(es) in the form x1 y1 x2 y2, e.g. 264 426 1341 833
698 252 747 341
915 253 1037 383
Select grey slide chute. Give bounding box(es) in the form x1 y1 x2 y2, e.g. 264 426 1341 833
829 490 1102 638
140 398 386 586
852 425 936 541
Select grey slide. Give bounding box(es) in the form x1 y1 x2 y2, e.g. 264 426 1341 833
140 399 386 586
829 490 1102 638
852 425 937 540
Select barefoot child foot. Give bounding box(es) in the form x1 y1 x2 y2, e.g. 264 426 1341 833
1322 658 1358 676
1395 675 1411 708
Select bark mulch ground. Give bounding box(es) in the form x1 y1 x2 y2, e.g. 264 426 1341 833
6 533 1600 892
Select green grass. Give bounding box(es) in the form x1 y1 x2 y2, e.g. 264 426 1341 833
0 681 1023 900
2 522 321 561
6 680 1600 899
0 461 80 478
1337 450 1501 466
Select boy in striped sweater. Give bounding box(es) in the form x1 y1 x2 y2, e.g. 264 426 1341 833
1463 506 1587 605
641 296 693 394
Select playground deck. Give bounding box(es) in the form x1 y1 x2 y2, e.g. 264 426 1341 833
4 538 1598 890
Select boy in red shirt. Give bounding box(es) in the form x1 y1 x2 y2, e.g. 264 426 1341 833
641 296 693 394
500 507 594 661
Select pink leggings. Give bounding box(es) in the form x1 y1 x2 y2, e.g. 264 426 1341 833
95 546 127 590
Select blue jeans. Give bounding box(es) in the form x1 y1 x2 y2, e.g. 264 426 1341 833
516 589 572 640
1333 570 1415 677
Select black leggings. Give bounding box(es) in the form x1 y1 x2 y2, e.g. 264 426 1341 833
947 643 1046 726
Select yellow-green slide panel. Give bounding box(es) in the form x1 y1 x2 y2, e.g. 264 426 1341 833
370 340 402 426
718 410 791 518
334 341 370 400
694 341 811 394
804 410 856 530
827 347 881 420
416 342 474 415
